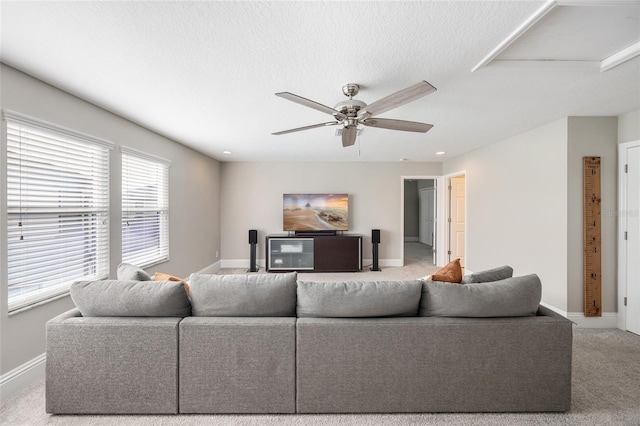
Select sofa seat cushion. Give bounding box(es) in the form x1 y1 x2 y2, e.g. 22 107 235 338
188 272 297 316
70 280 191 317
419 274 541 317
297 280 422 318
461 265 514 284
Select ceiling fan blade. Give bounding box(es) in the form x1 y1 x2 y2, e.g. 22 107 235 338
272 121 340 135
342 126 357 147
276 92 347 120
361 118 433 133
358 81 437 118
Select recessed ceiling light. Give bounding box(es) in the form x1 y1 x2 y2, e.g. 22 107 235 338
223 150 232 155
435 151 446 156
399 158 409 162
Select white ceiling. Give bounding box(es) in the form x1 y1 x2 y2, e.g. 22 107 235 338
1 1 639 162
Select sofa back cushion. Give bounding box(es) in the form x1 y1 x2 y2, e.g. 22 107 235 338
297 280 422 318
460 265 514 284
188 272 297 316
71 280 191 317
419 274 541 317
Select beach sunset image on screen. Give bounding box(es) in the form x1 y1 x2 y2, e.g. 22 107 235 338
283 194 348 231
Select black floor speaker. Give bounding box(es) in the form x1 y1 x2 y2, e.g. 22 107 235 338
248 229 258 272
371 229 381 271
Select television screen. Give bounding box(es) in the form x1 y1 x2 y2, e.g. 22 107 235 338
283 194 349 231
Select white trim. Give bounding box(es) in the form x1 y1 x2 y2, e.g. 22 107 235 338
540 301 568 318
404 237 419 242
365 258 403 268
568 312 618 328
220 258 402 270
195 261 222 275
617 140 640 331
601 41 640 72
221 259 266 269
120 145 171 166
2 109 114 149
471 0 558 72
0 353 46 404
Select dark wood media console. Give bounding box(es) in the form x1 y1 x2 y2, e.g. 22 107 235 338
266 234 362 272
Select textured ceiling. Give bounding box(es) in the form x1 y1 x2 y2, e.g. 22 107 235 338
1 1 639 162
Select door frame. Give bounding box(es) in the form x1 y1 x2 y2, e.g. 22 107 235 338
435 171 467 269
618 140 640 331
400 175 439 267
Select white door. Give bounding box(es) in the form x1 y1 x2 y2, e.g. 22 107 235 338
625 144 640 335
419 189 429 245
449 176 466 269
419 188 436 247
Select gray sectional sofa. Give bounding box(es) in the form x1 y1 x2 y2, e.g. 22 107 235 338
46 267 573 414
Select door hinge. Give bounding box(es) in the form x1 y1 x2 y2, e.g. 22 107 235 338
624 297 627 306
625 231 628 240
448 217 452 223
448 185 452 191
447 250 452 255
625 164 628 173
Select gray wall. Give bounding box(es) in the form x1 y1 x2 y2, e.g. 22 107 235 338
618 109 640 144
444 116 620 315
0 64 221 374
220 162 441 266
566 117 618 313
444 118 569 311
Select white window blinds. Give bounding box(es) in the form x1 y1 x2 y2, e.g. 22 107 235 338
4 111 112 312
121 147 170 268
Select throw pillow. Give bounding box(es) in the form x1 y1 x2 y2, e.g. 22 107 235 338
154 272 190 297
430 258 462 283
71 280 191 317
297 280 422 318
117 263 152 281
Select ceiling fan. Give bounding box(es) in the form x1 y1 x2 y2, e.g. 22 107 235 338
272 81 437 147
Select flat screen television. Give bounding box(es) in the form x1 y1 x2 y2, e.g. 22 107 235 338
283 193 349 231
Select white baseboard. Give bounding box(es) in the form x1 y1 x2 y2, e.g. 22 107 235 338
404 237 419 242
221 259 402 270
364 258 403 268
0 353 46 403
196 260 222 274
221 259 266 269
540 302 568 317
567 312 618 328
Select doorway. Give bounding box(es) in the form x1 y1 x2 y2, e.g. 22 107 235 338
402 178 437 266
618 140 640 335
434 172 466 270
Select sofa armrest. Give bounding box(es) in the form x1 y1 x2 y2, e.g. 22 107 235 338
537 305 572 322
47 308 82 324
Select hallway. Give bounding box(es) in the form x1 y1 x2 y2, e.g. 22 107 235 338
404 242 435 267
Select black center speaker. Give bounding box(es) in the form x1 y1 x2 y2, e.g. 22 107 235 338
248 229 258 272
371 229 381 271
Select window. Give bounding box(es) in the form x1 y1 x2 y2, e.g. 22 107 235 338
121 147 170 268
4 111 112 312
